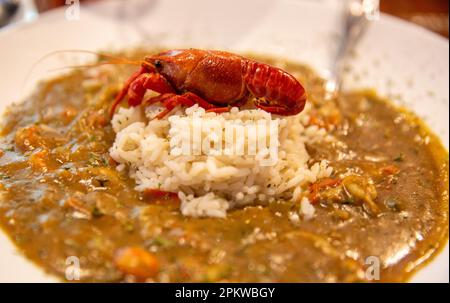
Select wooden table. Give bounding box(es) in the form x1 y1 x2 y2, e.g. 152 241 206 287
381 0 449 37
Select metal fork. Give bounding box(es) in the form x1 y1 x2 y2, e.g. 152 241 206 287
325 0 379 99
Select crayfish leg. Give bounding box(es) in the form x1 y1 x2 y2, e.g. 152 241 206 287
110 67 146 117
149 94 194 120
206 107 231 114
128 73 175 106
148 92 224 120
110 69 176 117
254 101 292 116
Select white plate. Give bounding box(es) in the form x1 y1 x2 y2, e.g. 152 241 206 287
0 0 448 282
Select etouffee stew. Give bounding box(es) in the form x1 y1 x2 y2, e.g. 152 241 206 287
0 51 448 282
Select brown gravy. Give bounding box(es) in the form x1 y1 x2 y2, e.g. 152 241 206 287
0 52 448 282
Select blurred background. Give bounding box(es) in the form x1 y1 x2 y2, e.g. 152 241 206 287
1 0 448 37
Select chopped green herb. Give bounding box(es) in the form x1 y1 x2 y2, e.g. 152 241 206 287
393 154 404 162
91 206 104 218
123 221 134 233
152 236 174 248
88 152 109 167
95 176 109 187
0 172 10 180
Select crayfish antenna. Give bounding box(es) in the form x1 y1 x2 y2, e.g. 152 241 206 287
34 49 143 70
22 49 147 118
47 60 140 72
22 49 143 93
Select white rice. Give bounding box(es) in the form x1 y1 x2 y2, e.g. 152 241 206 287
110 103 333 219
300 197 316 220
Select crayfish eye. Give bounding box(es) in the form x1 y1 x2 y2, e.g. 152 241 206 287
154 60 162 68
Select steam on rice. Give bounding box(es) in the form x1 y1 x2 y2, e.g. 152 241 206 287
110 103 333 219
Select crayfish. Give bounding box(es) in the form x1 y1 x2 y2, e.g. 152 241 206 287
111 49 307 118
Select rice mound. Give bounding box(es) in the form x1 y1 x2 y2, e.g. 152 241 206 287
110 104 333 218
